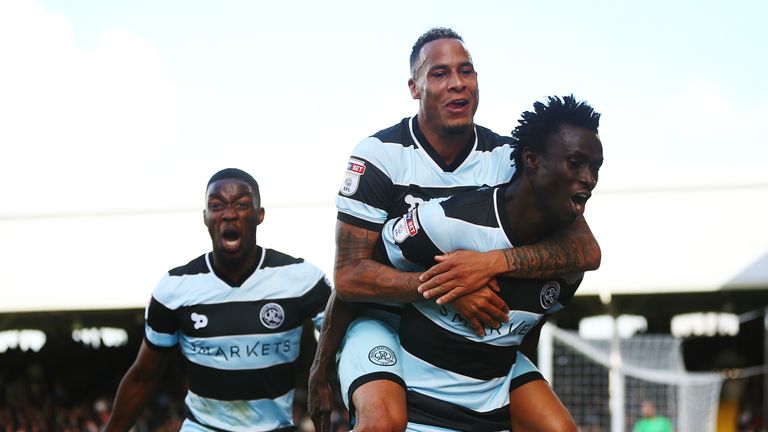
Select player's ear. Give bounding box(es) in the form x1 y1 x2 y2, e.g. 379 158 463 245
257 207 265 225
408 77 420 100
523 148 539 172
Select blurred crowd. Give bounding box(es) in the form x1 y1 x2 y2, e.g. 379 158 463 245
0 346 348 432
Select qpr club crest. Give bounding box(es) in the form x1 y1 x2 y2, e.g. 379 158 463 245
340 159 366 196
540 281 561 310
368 345 397 366
260 302 285 329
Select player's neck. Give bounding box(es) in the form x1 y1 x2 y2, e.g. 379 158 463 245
503 180 556 245
210 246 262 287
416 116 473 166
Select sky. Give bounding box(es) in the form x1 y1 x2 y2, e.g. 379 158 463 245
1 0 767 312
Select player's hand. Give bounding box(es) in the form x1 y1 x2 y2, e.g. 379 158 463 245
308 364 335 432
450 285 509 336
418 250 502 304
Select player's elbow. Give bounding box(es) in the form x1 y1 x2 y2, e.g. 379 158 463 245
333 270 364 302
333 265 370 302
334 282 366 302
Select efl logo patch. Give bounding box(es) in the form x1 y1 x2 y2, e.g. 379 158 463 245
191 312 208 329
339 159 366 196
540 281 561 310
368 345 397 366
260 302 285 329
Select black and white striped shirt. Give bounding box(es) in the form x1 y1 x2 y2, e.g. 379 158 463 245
145 247 331 432
382 185 583 430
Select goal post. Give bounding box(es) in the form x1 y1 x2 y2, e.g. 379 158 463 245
539 322 723 432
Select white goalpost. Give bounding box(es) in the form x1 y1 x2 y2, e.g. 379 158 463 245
538 323 723 432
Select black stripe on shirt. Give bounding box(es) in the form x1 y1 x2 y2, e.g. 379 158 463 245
146 296 177 336
186 359 297 401
261 248 303 269
169 254 210 277
395 210 444 268
440 186 500 229
399 305 517 380
176 278 330 338
406 389 509 431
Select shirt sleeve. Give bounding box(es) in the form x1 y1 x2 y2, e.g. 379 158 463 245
306 274 333 331
144 275 180 350
335 136 395 231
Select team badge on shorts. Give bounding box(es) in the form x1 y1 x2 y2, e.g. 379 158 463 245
368 345 397 366
540 281 561 309
340 159 366 196
260 302 285 329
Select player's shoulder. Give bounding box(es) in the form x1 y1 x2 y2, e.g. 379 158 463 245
262 248 332 296
353 118 413 154
437 185 499 227
168 253 210 277
152 253 211 302
442 184 497 207
370 117 412 145
346 117 414 178
262 248 325 277
474 124 515 151
262 248 304 268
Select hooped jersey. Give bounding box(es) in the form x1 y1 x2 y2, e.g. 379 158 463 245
145 247 331 432
336 116 516 232
381 185 583 430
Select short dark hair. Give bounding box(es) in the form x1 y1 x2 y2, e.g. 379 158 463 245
510 95 600 177
410 27 464 75
206 168 260 201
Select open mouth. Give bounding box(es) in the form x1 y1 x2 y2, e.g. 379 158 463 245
222 229 240 241
570 192 591 215
571 193 590 206
447 99 469 109
221 228 242 252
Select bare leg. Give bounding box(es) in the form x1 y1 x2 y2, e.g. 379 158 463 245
351 380 407 432
508 379 577 432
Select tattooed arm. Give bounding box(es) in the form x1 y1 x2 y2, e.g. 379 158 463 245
333 221 423 302
418 215 601 304
308 220 509 430
309 221 421 431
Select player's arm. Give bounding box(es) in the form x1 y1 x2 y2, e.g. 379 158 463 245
104 341 173 432
309 221 509 429
418 215 600 304
334 220 424 302
309 290 357 432
310 221 421 431
335 220 508 332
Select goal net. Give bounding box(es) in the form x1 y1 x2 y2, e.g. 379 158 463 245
538 323 723 432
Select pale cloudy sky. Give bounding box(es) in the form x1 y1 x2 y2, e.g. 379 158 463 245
2 0 766 216
1 0 767 310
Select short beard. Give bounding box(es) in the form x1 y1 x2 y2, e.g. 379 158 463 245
442 122 472 136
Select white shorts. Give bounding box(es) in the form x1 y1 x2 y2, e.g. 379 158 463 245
337 307 405 411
